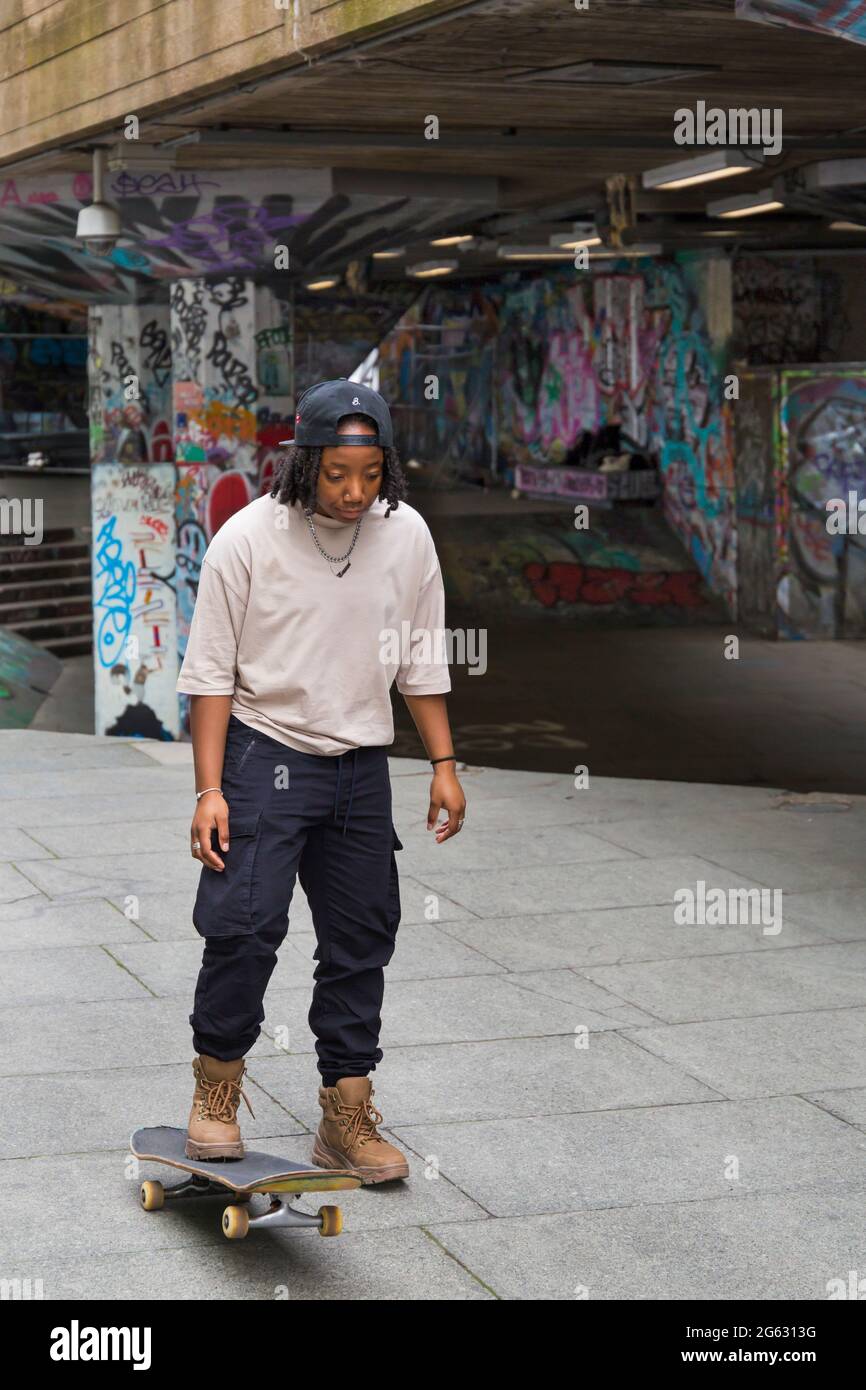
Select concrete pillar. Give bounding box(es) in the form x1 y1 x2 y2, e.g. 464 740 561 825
170 276 293 732
88 303 179 739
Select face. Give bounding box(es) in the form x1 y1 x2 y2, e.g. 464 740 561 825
315 418 384 523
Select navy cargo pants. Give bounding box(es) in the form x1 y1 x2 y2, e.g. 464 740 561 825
189 715 403 1080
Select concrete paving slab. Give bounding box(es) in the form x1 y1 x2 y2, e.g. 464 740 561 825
0 896 145 949
0 944 154 1007
9 1222 496 1300
392 1095 866 1216
434 905 829 972
248 1033 720 1130
626 1008 866 1098
425 856 774 917
0 997 280 1075
581 942 866 1023
424 1186 866 1300
0 1064 307 1160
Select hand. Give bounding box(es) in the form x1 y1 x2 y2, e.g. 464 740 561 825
191 791 229 870
427 766 466 843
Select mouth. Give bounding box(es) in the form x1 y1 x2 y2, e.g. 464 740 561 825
337 506 364 518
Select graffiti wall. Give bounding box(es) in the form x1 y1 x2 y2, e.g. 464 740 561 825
0 168 332 303
732 255 851 365
737 0 866 46
734 371 779 636
778 369 866 637
88 304 173 464
91 463 179 739
382 257 737 612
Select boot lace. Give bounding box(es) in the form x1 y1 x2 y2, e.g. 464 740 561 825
338 1095 384 1149
197 1069 256 1124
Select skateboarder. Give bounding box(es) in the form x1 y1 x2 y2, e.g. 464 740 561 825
175 379 466 1183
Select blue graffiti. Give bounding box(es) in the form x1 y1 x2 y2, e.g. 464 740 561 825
93 516 136 667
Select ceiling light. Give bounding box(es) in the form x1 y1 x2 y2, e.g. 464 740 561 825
497 246 574 260
372 248 405 259
707 189 784 218
643 150 764 191
549 223 602 250
305 278 338 290
829 220 866 232
430 234 474 246
408 260 458 278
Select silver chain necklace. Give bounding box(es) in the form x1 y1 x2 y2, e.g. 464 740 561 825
304 509 364 578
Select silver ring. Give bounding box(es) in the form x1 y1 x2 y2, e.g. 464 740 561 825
192 840 201 849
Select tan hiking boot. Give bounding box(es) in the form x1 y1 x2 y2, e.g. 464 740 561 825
311 1076 409 1184
185 1054 256 1161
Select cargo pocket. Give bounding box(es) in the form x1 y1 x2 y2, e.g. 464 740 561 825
192 811 262 938
387 824 403 941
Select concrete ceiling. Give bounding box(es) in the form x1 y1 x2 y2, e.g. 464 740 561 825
3 0 866 303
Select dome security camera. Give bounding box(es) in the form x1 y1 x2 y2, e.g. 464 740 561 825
76 147 122 257
76 199 122 257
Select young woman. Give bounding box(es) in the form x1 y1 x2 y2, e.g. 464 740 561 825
175 379 466 1184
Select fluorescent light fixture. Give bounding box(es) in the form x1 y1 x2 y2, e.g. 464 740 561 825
829 220 866 232
643 150 764 191
408 260 458 278
497 246 574 260
372 248 405 259
549 223 602 249
430 234 474 246
305 278 338 290
589 243 663 259
803 159 866 190
707 188 784 218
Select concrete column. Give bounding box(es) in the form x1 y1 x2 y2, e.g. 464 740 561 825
170 276 293 732
88 303 179 739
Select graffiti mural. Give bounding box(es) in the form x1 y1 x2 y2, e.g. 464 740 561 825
91 463 179 739
735 371 779 636
88 305 173 464
777 370 866 637
737 0 866 46
383 257 737 611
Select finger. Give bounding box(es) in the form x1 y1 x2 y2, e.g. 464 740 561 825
436 807 461 841
216 805 230 853
427 798 440 830
198 820 225 871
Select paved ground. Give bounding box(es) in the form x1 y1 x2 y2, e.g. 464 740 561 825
2 729 866 1301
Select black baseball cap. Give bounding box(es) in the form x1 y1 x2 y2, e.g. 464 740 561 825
279 379 394 448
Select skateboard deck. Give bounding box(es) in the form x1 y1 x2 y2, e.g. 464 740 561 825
130 1126 361 1239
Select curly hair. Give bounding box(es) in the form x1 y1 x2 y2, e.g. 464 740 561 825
269 413 408 514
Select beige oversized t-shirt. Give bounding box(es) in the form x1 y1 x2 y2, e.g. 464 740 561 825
175 493 451 756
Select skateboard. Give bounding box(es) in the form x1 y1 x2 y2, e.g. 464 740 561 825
130 1126 362 1241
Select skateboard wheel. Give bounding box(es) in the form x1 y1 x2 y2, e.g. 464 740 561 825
222 1204 250 1240
140 1180 164 1212
318 1205 343 1237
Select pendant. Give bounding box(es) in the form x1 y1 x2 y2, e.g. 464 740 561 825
336 560 351 578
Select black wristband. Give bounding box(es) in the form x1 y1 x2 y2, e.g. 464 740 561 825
430 754 457 766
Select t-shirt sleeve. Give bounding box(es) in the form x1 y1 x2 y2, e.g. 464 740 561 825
175 557 247 696
395 537 452 697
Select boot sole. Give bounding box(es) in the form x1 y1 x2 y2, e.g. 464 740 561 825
184 1138 245 1161
311 1135 408 1184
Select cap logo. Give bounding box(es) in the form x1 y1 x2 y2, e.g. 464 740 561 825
352 396 360 406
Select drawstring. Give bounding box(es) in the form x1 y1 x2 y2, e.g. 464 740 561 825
332 749 358 837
